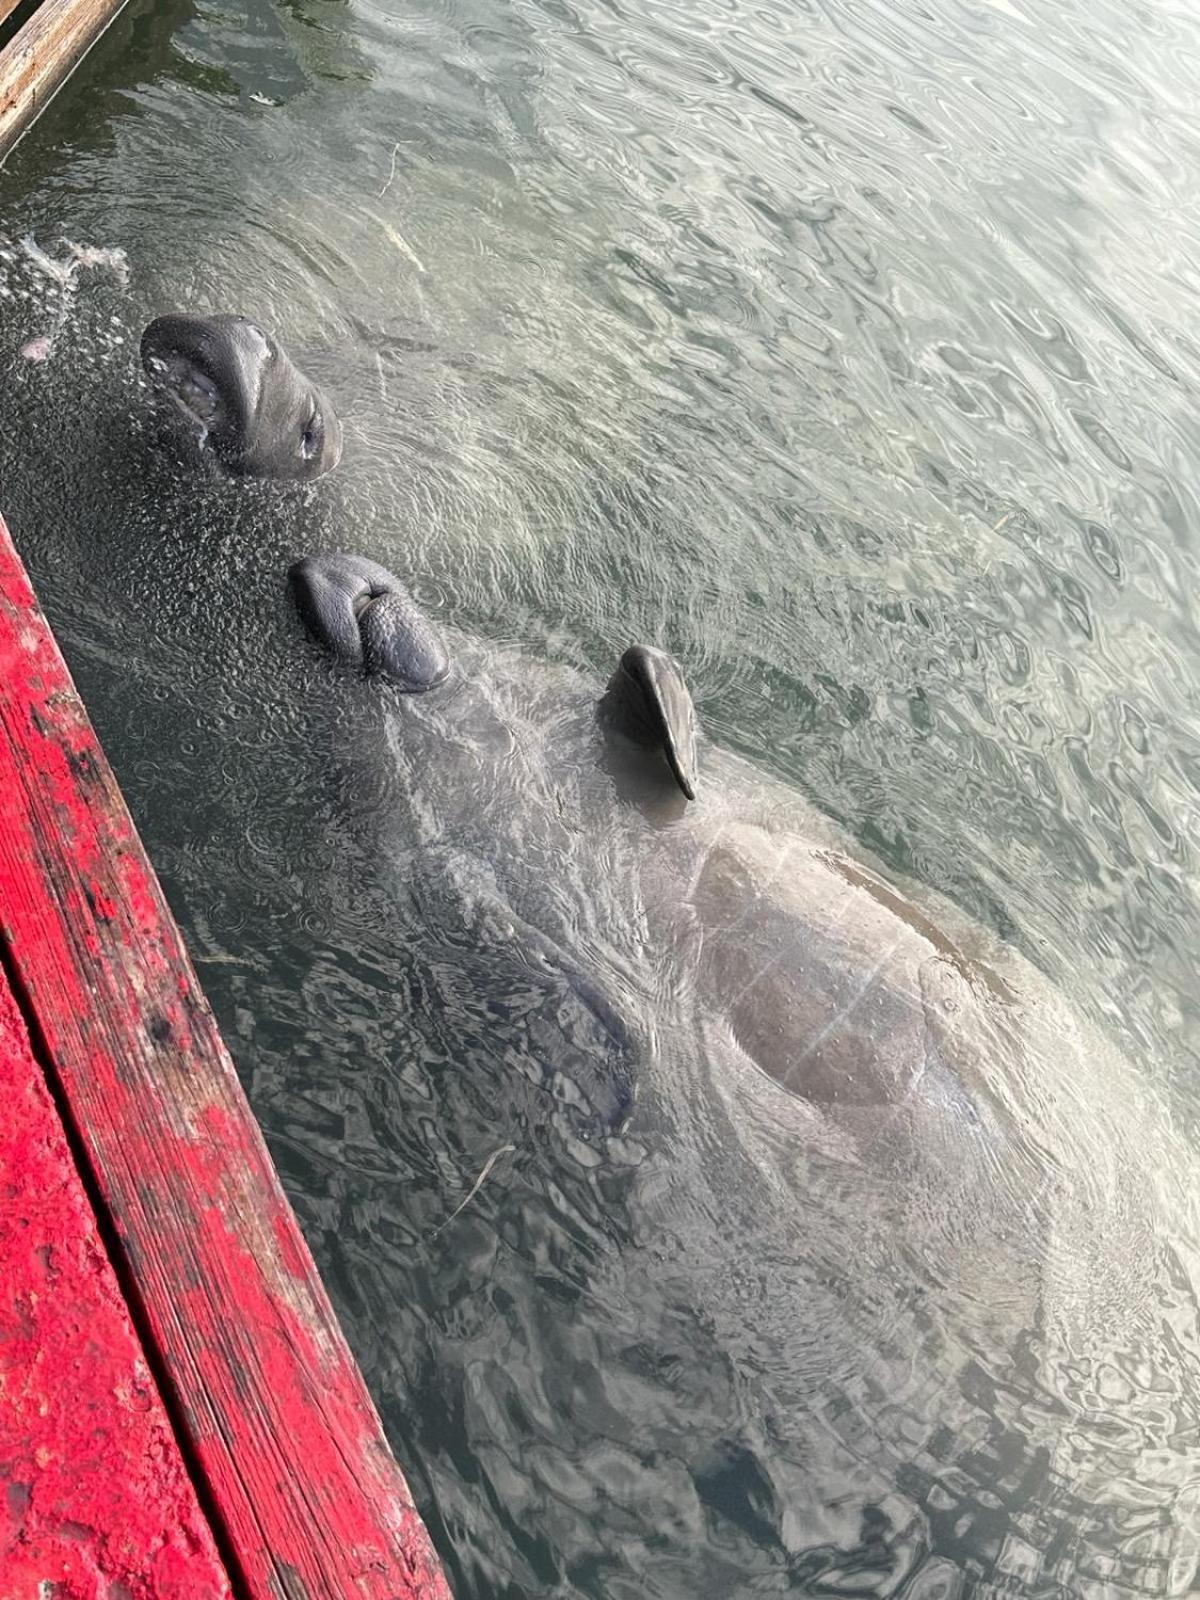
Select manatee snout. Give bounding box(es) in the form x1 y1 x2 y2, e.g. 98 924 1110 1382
289 552 450 692
140 312 342 481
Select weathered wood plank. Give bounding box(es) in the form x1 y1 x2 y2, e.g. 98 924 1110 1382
0 955 233 1598
0 0 130 158
0 0 29 37
0 514 453 1599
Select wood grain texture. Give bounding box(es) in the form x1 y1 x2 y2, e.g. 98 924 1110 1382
0 959 233 1599
0 513 453 1600
0 0 129 156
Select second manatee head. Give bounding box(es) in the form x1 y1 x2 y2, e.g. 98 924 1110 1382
140 312 342 481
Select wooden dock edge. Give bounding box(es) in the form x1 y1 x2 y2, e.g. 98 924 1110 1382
0 513 452 1598
0 0 130 160
1 951 234 1595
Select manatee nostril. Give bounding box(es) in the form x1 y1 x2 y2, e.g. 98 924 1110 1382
238 320 272 358
290 555 449 688
299 411 323 461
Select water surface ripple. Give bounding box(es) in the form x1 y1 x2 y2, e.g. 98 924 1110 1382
1 0 1199 1593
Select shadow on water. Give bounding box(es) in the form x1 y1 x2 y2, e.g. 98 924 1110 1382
1 0 1200 1595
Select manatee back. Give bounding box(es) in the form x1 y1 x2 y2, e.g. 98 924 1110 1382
632 806 1192 1597
664 819 1007 1114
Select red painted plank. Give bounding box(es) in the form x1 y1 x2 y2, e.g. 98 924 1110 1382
0 514 453 1600
0 957 232 1599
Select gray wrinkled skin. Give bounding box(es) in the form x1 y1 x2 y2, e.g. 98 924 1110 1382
140 312 342 481
289 553 451 691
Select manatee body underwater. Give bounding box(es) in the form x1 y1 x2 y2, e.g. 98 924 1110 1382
286 551 1200 1594
138 317 1200 1592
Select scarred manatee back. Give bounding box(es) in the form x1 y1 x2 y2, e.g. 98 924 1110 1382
679 821 1010 1112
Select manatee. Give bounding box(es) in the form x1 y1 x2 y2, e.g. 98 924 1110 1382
284 552 1119 1138
140 312 342 480
287 551 1199 1593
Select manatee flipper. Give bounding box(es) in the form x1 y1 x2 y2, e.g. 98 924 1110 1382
508 916 638 1135
289 552 450 692
411 852 638 1135
601 644 698 800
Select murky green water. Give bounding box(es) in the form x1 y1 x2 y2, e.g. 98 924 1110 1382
2 0 1200 1593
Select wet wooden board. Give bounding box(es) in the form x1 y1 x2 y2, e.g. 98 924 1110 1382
0 957 233 1598
0 512 453 1599
0 0 130 157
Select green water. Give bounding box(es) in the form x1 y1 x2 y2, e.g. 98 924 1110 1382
1 0 1199 1592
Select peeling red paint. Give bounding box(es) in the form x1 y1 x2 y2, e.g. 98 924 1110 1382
0 966 232 1600
87 883 118 921
0 516 453 1600
271 1208 313 1283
